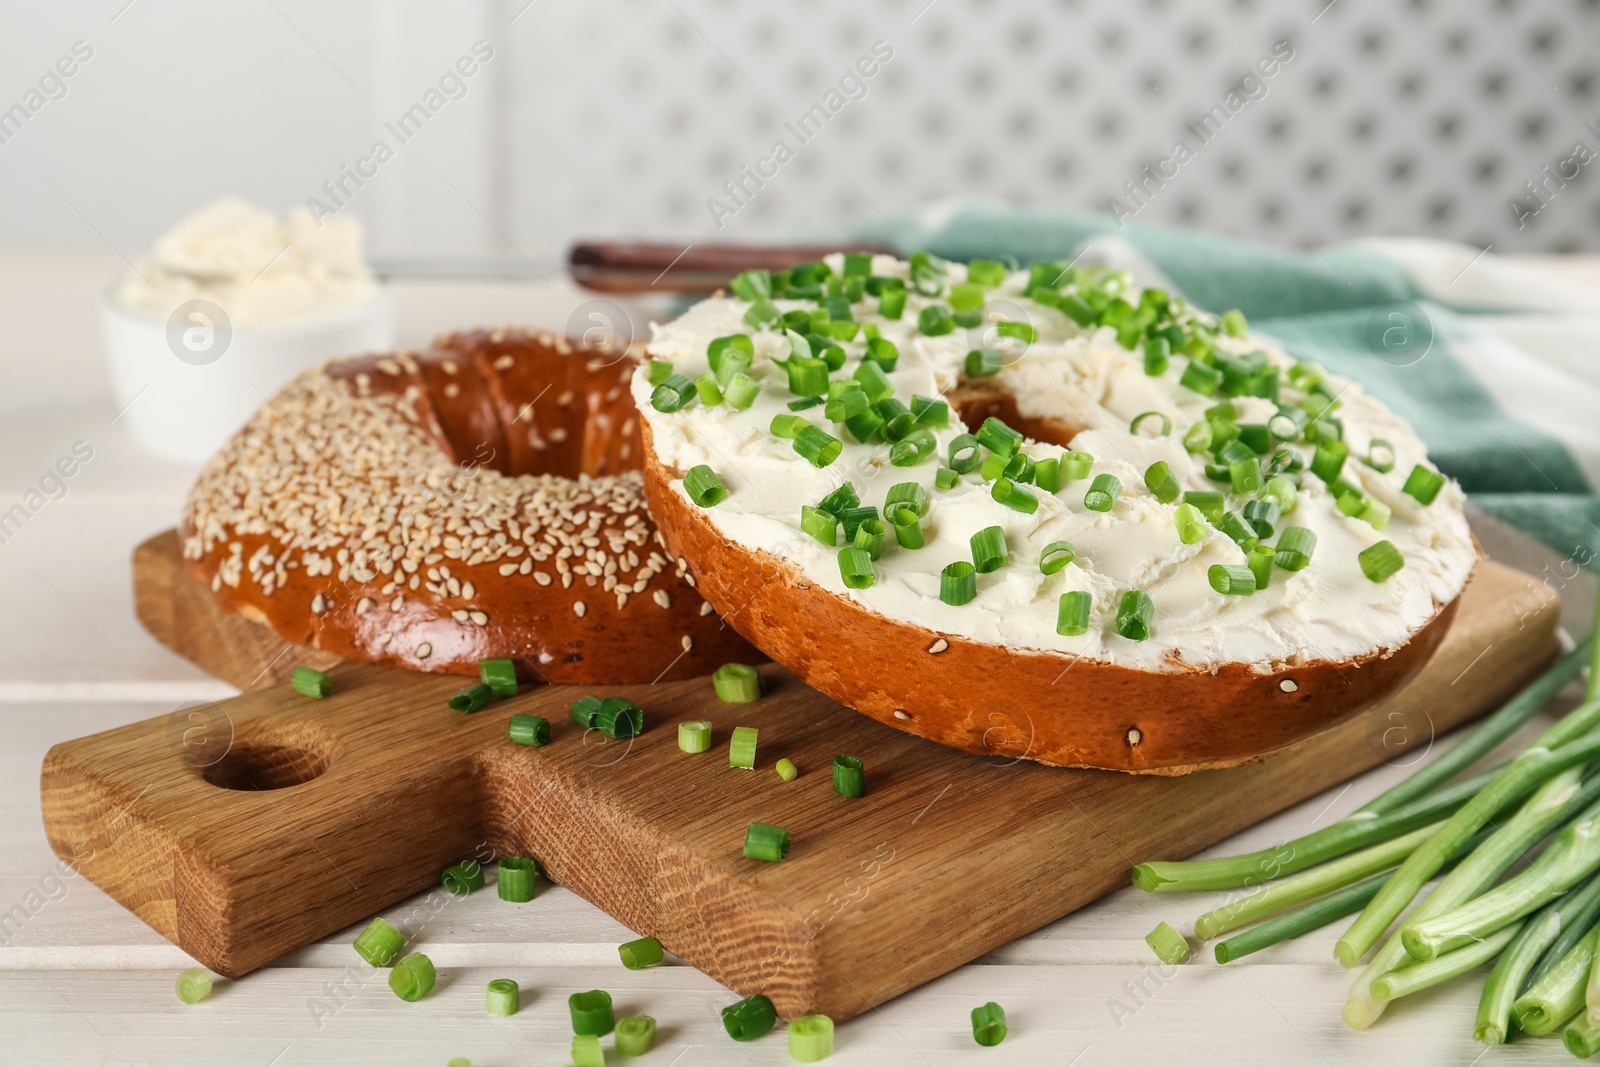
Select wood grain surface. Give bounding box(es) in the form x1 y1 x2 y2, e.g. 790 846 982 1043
41 533 1560 1023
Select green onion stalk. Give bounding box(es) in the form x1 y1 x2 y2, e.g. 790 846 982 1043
1401 791 1600 962
1336 697 1600 969
1568 1017 1600 1058
1371 921 1524 1004
1343 766 1590 1030
1135 641 1589 895
1193 823 1440 941
1514 924 1600 1036
1477 872 1600 1044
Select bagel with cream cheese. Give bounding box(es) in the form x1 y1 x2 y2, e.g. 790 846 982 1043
634 253 1475 773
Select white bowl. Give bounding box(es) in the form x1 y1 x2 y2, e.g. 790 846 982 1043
100 284 395 464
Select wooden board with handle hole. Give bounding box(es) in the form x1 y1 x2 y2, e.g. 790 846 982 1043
40 531 1562 1022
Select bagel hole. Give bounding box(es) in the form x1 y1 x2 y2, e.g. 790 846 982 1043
947 386 1083 449
201 722 338 791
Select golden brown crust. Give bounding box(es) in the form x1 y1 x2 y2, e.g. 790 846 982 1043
641 428 1462 773
180 330 755 684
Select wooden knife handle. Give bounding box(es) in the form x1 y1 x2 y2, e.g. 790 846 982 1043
569 240 900 294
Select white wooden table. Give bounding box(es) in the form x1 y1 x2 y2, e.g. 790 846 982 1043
1 252 1593 1066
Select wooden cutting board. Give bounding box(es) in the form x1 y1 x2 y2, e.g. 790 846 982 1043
40 531 1559 1022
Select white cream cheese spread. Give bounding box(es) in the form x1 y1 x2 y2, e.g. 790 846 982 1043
636 254 1475 675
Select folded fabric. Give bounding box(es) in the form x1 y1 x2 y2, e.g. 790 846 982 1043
841 201 1600 566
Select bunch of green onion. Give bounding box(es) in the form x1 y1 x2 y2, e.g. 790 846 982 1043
1133 625 1600 1052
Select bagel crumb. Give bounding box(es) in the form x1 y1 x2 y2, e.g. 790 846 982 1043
416 642 432 659
927 638 949 654
893 709 912 721
574 601 587 617
1280 679 1298 692
1127 728 1142 746
654 590 671 609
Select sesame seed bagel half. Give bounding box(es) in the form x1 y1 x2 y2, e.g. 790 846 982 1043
633 254 1475 773
180 327 755 684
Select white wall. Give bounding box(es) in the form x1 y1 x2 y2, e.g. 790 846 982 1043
2 0 1597 261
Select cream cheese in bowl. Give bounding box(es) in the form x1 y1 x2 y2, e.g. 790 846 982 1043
101 197 392 463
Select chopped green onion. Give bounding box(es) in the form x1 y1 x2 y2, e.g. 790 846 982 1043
1034 456 1061 491
570 694 603 728
1145 922 1192 965
864 339 899 374
976 417 1023 457
967 260 1006 287
843 251 873 278
1268 407 1308 442
1173 502 1207 544
478 658 517 697
852 359 894 400
839 546 875 589
707 333 753 374
615 1015 657 1057
965 347 1003 378
1262 475 1297 514
788 1014 835 1063
442 859 485 896
776 757 799 782
353 917 404 967
833 754 866 797
722 994 778 1041
1180 360 1223 396
1242 498 1281 538
744 821 791 862
508 713 550 746
948 433 982 474
1361 498 1392 531
1039 541 1076 574
449 683 494 714
1247 543 1275 590
770 413 808 439
888 503 924 549
971 1002 1007 1047
1218 510 1257 550
695 374 724 406
995 320 1037 343
788 395 824 412
1367 438 1397 473
818 482 859 517
911 394 949 426
1236 422 1272 454
684 465 727 507
1061 451 1094 481
1183 490 1225 523
176 966 212 1004
1274 526 1317 571
1208 564 1257 596
486 977 519 1017
845 409 886 446
569 989 615 1036
876 397 913 440
1182 420 1214 453
917 305 955 336
714 348 752 388
794 425 843 467
1084 473 1121 512
1130 410 1172 437
1002 452 1035 483
723 371 760 409
1220 309 1248 337
971 525 1008 573
389 953 436 1002
936 466 959 489
498 857 536 903
1309 441 1349 483
728 725 759 769
802 504 838 545
877 284 907 319
292 666 330 699
991 477 1038 514
595 697 642 739
618 936 664 970
890 428 935 466
885 481 927 516
1359 540 1405 582
646 359 674 385
1402 464 1445 504
1144 461 1181 503
651 374 697 413
1057 591 1092 636
840 505 878 541
730 269 772 300
979 452 1007 482
853 517 888 559
941 561 977 605
1227 459 1262 495
784 357 830 398
678 720 712 753
1143 336 1171 376
712 663 762 703
1115 590 1154 641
